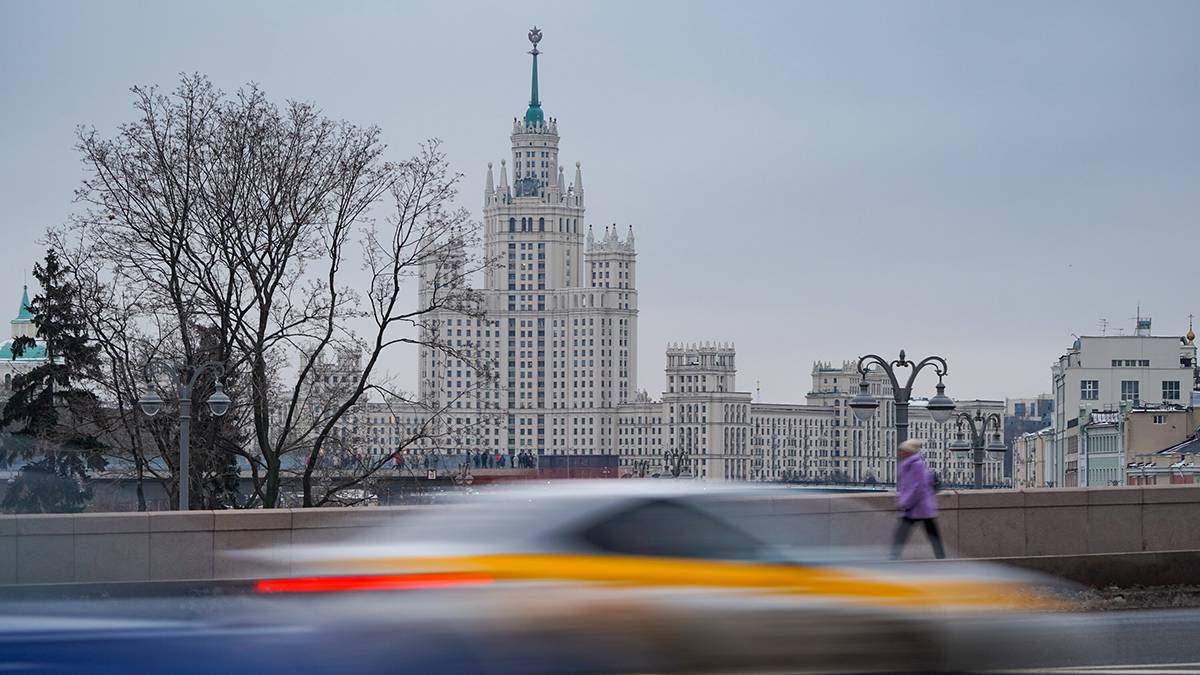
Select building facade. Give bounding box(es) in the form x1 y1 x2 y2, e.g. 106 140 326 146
1013 426 1053 488
1050 318 1198 486
417 28 636 464
1002 395 1053 480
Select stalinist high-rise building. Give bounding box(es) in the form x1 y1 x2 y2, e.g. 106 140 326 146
418 26 639 459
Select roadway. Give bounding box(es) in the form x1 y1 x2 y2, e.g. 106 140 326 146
996 610 1200 673
1 592 1199 673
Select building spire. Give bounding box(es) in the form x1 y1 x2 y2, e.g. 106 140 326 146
485 162 494 196
14 285 32 323
524 27 545 127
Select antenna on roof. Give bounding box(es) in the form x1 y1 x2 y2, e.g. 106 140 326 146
1098 318 1109 336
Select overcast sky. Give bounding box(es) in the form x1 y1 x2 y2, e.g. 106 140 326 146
1 0 1197 403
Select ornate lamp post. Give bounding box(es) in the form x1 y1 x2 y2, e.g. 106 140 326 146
630 459 651 478
452 460 474 487
947 409 1006 489
137 361 231 511
847 350 956 473
664 449 690 478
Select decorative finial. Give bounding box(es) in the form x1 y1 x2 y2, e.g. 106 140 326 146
1188 314 1195 345
524 27 545 126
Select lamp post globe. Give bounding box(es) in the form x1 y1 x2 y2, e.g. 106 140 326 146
848 381 880 423
925 382 956 424
986 431 1007 453
948 427 973 451
138 389 163 417
207 381 232 417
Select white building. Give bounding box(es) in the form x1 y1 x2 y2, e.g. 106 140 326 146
1050 317 1198 486
418 28 637 463
1013 426 1054 488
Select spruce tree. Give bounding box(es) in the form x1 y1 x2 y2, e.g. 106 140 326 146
0 249 106 513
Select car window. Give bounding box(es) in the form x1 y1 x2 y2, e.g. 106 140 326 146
577 498 765 560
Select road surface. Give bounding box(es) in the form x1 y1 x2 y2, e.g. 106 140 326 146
1 591 1199 673
996 610 1200 673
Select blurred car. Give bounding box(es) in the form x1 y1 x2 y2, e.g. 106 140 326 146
235 481 1093 673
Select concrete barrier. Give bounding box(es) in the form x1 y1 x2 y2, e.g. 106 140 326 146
1 485 1198 586
979 550 1200 588
0 506 421 585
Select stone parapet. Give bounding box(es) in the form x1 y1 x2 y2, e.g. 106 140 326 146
1 487 1198 585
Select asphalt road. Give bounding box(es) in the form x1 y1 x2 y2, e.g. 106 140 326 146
1 592 1199 674
990 609 1200 674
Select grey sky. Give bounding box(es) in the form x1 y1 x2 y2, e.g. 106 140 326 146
1 0 1197 403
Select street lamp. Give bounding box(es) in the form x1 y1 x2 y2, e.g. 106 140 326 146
137 361 231 511
664 449 689 478
948 408 1005 489
629 459 652 478
847 350 955 473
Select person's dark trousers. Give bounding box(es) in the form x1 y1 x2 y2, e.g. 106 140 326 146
891 517 946 560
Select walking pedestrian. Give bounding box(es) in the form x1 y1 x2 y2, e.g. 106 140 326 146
891 439 946 560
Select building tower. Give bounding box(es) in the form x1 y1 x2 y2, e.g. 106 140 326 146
1 285 46 399
418 28 640 460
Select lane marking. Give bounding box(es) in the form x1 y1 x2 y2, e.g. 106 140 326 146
1003 662 1200 667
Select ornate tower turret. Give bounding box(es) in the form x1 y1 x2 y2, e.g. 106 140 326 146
10 286 34 340
483 27 587 291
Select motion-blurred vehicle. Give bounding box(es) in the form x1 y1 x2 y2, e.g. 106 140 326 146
244 482 1088 673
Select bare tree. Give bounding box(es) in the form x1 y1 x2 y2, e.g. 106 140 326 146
58 74 492 509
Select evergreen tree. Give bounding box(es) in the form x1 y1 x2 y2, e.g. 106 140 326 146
0 249 106 513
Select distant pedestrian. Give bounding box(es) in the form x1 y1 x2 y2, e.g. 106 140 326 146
891 439 946 560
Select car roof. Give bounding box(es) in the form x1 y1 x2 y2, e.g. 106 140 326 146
355 481 826 550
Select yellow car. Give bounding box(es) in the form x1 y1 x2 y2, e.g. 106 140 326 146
249 482 1089 674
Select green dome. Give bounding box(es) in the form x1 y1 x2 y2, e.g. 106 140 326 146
525 104 544 126
0 340 46 361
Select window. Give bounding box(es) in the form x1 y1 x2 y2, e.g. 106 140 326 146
1080 380 1099 401
578 499 762 560
1121 380 1140 403
1153 414 1167 425
1163 380 1181 401
1139 360 1150 367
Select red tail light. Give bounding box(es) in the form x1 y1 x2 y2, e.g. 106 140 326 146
255 572 494 594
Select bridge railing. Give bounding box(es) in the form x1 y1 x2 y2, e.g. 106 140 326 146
1 485 1198 585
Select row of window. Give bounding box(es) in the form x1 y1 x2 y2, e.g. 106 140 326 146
507 217 578 233
1080 379 1180 402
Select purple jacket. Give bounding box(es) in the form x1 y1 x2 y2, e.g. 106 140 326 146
896 453 938 519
